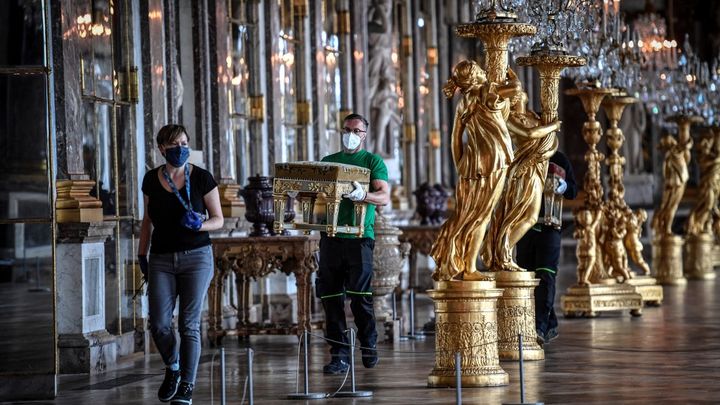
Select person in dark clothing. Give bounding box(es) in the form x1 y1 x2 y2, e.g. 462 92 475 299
516 150 577 344
317 113 390 375
138 124 224 404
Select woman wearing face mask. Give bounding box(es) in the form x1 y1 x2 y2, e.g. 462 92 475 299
138 124 223 405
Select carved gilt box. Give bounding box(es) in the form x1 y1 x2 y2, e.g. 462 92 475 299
272 161 371 237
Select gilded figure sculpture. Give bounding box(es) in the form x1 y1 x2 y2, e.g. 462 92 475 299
574 208 603 285
602 209 633 282
482 77 561 271
624 208 651 275
652 131 693 236
686 129 720 236
430 60 520 281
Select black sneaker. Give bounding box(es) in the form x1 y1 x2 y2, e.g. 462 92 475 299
158 368 181 402
170 382 193 405
361 346 378 368
545 328 559 342
323 358 349 375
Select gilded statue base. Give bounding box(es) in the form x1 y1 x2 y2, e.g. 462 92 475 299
427 280 508 388
684 233 717 280
713 244 720 269
495 271 544 361
561 283 643 318
652 235 686 286
626 273 664 306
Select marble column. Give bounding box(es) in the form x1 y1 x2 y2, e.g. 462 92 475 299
293 0 313 161
337 0 354 123
400 0 417 204
425 0 442 184
56 222 116 374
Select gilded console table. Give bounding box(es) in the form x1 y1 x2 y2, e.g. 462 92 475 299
208 235 320 344
398 224 441 289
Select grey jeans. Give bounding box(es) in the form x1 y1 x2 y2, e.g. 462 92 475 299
149 244 214 384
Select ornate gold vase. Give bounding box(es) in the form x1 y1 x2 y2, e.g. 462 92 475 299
427 279 508 388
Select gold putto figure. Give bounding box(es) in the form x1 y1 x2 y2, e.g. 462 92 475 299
430 60 520 281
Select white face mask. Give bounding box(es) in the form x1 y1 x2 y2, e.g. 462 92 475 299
342 132 362 150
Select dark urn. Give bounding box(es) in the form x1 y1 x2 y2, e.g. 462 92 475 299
413 183 449 225
240 175 295 236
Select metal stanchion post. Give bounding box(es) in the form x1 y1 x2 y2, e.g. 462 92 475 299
287 330 326 400
503 334 543 405
455 352 462 405
401 288 425 340
247 348 254 405
335 328 373 398
220 347 226 405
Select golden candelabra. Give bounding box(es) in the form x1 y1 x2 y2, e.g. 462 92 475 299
684 126 719 280
602 95 663 305
427 17 534 387
560 87 643 317
652 114 702 285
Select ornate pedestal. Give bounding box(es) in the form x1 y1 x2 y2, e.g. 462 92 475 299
626 273 664 306
56 222 116 374
427 280 508 388
208 235 320 344
653 235 686 286
495 271 544 361
398 224 441 289
684 233 717 280
561 283 643 317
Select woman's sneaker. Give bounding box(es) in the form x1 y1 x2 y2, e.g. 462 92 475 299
158 368 181 402
170 382 193 405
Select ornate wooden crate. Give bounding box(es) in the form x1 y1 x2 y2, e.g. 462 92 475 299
273 162 370 237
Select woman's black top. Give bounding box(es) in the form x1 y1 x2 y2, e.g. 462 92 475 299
141 164 218 254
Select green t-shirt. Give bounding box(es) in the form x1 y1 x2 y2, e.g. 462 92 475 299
321 150 388 239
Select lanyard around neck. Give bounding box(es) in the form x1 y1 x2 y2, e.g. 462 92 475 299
162 164 192 212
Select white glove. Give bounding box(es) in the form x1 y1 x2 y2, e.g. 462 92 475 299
344 181 367 202
555 178 567 195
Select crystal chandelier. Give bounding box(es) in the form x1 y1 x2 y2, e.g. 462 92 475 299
632 0 678 71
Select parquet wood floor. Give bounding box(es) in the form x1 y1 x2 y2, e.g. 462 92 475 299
43 265 719 405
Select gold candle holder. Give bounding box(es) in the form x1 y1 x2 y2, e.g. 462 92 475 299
560 87 643 318
653 114 703 285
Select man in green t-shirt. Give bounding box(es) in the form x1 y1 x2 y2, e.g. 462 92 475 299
317 113 390 375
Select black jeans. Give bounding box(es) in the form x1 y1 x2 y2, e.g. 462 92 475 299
316 235 376 361
516 225 561 335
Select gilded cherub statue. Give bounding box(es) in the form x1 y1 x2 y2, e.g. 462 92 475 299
652 132 693 236
482 75 561 272
603 209 633 282
623 208 651 275
574 208 603 285
430 60 521 281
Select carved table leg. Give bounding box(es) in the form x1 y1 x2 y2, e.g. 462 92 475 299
207 267 226 346
295 270 312 336
235 271 251 337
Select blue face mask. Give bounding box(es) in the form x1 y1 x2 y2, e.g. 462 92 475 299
164 145 190 167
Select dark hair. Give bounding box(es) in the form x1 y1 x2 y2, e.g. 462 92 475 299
343 113 369 130
156 124 189 145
